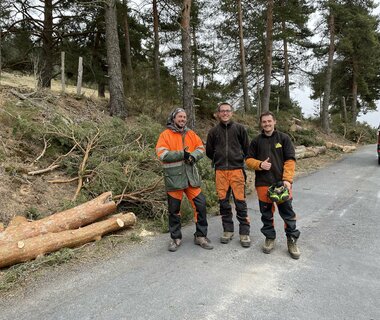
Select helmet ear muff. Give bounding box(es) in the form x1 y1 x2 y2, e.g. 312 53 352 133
267 182 289 203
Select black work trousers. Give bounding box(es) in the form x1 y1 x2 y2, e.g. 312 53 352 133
219 187 250 235
259 199 300 240
167 191 208 240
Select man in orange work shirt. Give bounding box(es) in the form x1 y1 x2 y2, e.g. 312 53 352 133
206 102 251 247
156 108 213 252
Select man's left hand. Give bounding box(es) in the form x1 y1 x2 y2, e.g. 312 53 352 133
283 181 291 190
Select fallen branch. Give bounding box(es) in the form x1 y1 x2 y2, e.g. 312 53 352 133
0 212 136 269
114 177 163 201
33 136 49 163
28 143 78 176
10 89 43 108
27 164 60 176
72 130 100 201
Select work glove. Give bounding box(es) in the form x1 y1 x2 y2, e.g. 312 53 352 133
184 148 195 165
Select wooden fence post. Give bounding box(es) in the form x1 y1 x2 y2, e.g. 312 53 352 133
77 56 83 95
61 51 65 93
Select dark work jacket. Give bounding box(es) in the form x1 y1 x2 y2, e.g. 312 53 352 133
247 130 295 186
206 121 249 170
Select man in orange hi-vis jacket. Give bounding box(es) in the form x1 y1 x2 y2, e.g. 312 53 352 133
246 111 300 259
156 108 213 252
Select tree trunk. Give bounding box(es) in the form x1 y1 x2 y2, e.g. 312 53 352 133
342 96 347 123
153 0 161 94
237 0 250 112
0 213 136 269
105 0 127 118
0 29 2 80
321 8 335 133
0 192 116 244
61 51 65 93
181 0 194 128
192 24 199 90
123 0 134 92
262 0 274 113
39 0 54 88
281 7 290 100
351 60 358 123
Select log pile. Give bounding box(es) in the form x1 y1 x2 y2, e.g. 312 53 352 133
0 192 136 269
295 145 327 159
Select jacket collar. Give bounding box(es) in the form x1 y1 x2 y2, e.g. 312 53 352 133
219 120 234 128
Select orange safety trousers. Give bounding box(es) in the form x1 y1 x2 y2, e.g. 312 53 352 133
215 169 250 235
167 186 208 239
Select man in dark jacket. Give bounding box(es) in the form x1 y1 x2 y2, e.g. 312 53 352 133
246 111 301 259
206 102 251 247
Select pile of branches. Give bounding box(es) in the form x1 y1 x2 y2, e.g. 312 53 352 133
24 110 168 220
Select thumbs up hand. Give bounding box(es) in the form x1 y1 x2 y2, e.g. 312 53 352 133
260 157 271 170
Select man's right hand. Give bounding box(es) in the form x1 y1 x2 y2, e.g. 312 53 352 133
184 148 191 160
260 157 271 170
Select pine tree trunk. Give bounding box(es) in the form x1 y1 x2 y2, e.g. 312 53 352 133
123 0 134 92
321 9 335 133
281 9 290 100
0 192 116 244
181 0 194 128
105 0 127 118
39 0 53 88
351 60 358 123
0 213 136 269
237 0 250 112
153 0 161 94
262 0 274 113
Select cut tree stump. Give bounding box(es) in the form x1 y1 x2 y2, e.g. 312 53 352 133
0 192 116 244
0 212 136 269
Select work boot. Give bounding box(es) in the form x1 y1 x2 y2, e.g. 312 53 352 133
240 235 251 248
262 238 275 254
220 231 234 244
194 236 214 250
287 236 300 259
168 239 181 252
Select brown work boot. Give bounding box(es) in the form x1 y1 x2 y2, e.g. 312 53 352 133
287 236 300 259
168 239 181 252
194 236 214 250
240 235 251 248
220 231 234 244
262 238 275 254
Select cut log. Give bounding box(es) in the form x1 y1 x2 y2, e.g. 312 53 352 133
290 123 303 132
0 212 136 269
325 142 356 153
0 192 116 244
295 145 306 159
295 145 327 159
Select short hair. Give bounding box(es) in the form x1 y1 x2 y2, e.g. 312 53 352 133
259 111 276 122
217 102 232 112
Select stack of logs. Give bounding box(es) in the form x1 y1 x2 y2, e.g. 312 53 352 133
0 192 136 269
291 117 357 159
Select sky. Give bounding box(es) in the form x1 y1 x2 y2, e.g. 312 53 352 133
292 87 380 129
292 1 380 129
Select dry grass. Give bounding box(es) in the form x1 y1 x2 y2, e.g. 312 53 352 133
0 71 108 99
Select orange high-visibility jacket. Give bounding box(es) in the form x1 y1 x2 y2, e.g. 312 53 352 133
156 128 205 191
